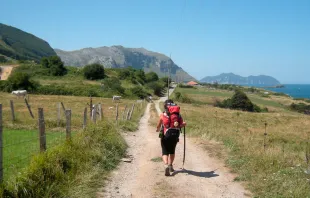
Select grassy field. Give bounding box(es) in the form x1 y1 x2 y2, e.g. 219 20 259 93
175 87 310 197
3 129 65 180
176 87 289 111
0 92 146 181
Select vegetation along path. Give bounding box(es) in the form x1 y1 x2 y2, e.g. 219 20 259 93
98 90 251 197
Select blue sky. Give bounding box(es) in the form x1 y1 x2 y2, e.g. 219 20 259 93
1 0 310 83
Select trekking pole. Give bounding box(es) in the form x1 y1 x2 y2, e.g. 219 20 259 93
182 126 186 169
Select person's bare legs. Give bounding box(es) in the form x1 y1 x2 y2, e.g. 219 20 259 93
168 154 175 165
162 155 168 165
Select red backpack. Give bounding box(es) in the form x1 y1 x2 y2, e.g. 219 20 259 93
163 103 182 130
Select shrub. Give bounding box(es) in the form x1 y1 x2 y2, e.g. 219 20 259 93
41 56 67 76
83 64 105 80
215 89 265 112
290 103 310 115
145 72 159 82
146 82 165 96
129 86 148 99
102 77 124 95
5 72 38 92
173 92 194 104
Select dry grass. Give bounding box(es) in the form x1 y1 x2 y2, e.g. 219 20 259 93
0 93 142 131
178 89 310 197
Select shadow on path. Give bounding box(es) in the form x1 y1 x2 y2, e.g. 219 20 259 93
171 169 219 178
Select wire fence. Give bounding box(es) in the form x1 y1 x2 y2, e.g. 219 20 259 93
0 96 145 182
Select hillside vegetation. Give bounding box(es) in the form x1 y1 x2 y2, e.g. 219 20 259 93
0 57 168 99
0 23 56 62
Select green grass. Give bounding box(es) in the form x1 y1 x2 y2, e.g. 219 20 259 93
175 87 310 197
151 157 162 162
3 129 65 180
176 87 284 109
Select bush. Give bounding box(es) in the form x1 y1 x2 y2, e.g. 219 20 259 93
5 72 38 92
41 56 67 76
145 72 159 82
83 64 105 80
0 55 7 63
215 89 265 112
102 77 124 95
290 103 310 115
173 92 194 104
146 82 165 96
129 86 148 99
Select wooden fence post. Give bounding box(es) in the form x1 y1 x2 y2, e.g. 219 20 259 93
89 96 93 118
66 110 71 140
10 100 15 122
0 104 3 182
126 108 130 120
129 103 135 120
60 102 66 116
24 98 34 118
98 103 102 120
57 103 61 127
38 108 46 152
92 104 97 123
122 105 127 120
116 103 119 121
83 107 87 129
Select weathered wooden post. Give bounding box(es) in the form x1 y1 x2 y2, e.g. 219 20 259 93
92 104 97 123
0 104 3 182
38 108 46 152
83 107 87 129
60 102 66 116
98 103 102 120
122 105 127 120
24 98 34 118
129 103 135 120
57 103 61 127
126 108 130 120
10 100 15 122
116 103 119 121
66 110 71 140
89 96 93 118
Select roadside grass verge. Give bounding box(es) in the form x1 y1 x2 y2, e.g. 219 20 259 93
179 101 310 197
0 121 127 198
3 129 65 180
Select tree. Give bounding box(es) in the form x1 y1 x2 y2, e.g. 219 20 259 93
134 69 146 84
40 56 67 76
83 64 105 80
0 56 7 63
145 72 159 82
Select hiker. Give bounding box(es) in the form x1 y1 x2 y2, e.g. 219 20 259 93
156 99 186 176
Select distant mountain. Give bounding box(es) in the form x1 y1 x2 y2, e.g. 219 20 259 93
55 46 196 82
200 73 280 85
0 23 56 62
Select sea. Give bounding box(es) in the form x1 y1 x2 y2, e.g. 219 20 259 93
254 84 310 99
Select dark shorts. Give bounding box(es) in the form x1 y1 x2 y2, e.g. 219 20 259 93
161 137 178 155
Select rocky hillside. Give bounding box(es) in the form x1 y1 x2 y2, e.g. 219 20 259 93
0 23 56 61
55 46 196 82
200 73 280 85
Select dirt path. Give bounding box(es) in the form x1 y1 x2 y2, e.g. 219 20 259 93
0 65 17 80
98 89 251 198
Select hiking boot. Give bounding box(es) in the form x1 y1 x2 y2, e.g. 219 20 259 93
165 166 170 176
168 165 174 172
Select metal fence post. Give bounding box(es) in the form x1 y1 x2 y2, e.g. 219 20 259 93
38 108 46 152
